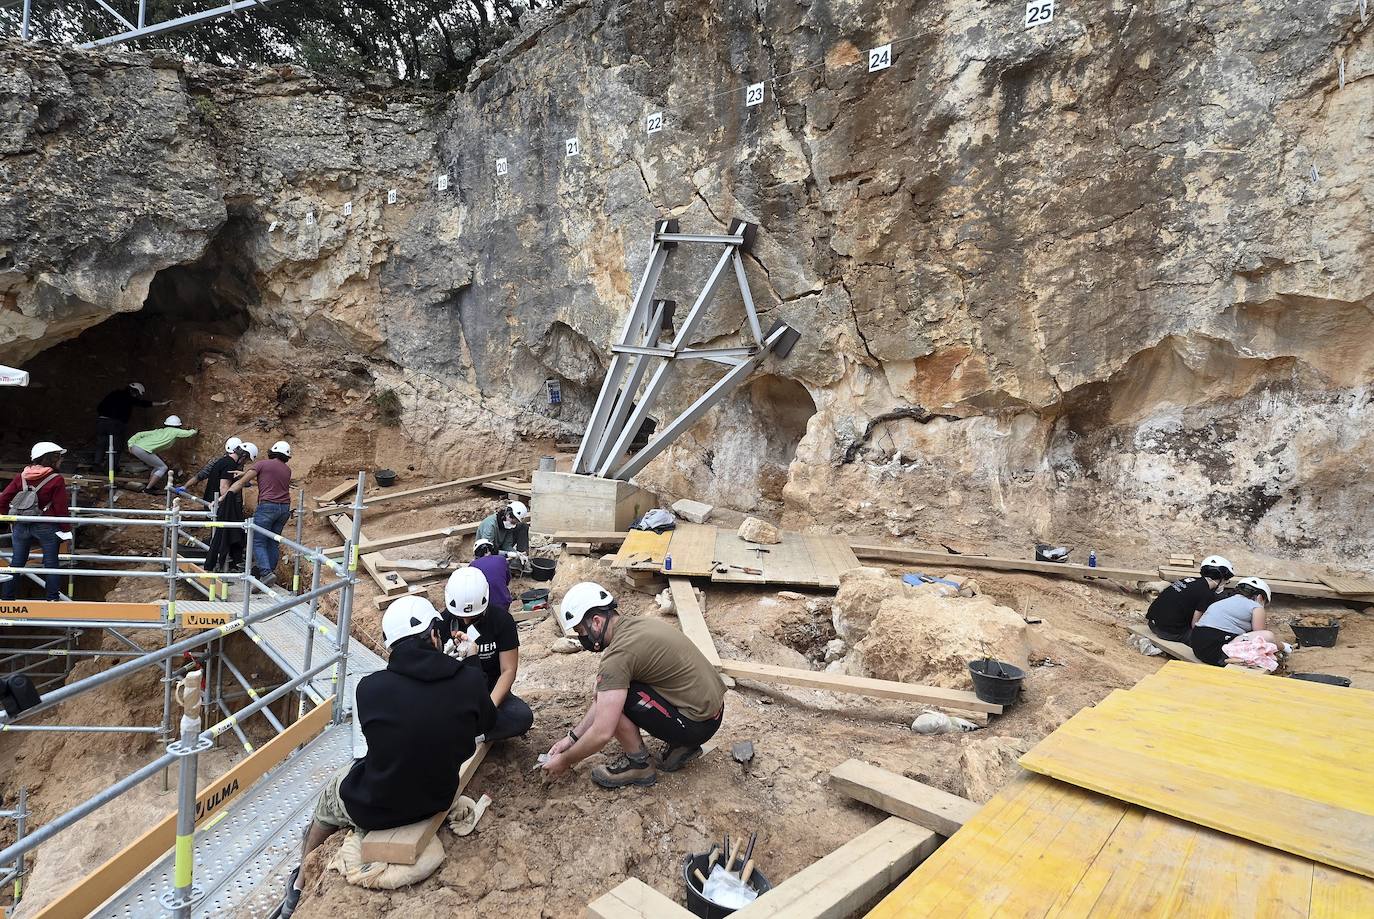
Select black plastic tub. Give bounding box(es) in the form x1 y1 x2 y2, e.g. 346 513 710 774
1291 620 1340 648
529 558 556 582
1291 672 1351 687
681 853 771 918
969 658 1025 706
520 588 550 610
374 468 398 487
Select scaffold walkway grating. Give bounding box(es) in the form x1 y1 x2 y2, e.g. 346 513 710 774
98 722 354 918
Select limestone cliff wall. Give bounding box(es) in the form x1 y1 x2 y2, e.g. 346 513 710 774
1 0 1371 564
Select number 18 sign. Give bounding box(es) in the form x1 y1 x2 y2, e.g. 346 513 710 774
1025 0 1054 26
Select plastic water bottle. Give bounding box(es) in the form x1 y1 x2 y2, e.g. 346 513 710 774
1088 550 1098 568
664 553 673 571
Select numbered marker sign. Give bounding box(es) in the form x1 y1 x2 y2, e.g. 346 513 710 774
437 174 449 191
304 211 315 226
868 44 892 72
745 82 765 107
495 157 508 176
342 201 353 216
646 111 663 134
565 137 580 158
267 220 277 232
1025 0 1054 26
387 188 397 204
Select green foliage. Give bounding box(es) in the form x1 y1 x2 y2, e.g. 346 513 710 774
6 0 561 84
371 387 402 425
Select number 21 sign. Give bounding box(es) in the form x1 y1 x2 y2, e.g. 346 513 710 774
1025 0 1054 26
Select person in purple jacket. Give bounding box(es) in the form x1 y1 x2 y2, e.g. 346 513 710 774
443 558 532 742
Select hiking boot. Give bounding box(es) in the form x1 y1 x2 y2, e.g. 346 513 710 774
279 866 301 918
657 744 703 773
591 753 656 789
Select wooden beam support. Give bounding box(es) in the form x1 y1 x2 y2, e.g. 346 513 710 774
0 600 162 624
326 513 411 595
717 660 1002 715
323 521 480 558
360 742 489 864
478 478 532 498
852 543 1154 582
586 878 697 919
314 480 357 505
829 759 979 837
669 578 720 666
35 700 335 919
732 817 939 919
312 468 521 516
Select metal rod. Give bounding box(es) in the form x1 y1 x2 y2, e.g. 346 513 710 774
292 487 305 593
167 673 204 917
218 654 285 733
331 473 364 723
82 0 288 47
107 434 115 510
71 507 216 518
300 552 323 717
0 647 147 658
214 699 256 752
0 724 161 733
591 298 670 470
655 232 747 244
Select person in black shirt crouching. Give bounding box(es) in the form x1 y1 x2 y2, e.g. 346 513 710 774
1146 554 1233 642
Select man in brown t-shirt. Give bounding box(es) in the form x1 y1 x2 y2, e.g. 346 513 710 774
541 581 726 789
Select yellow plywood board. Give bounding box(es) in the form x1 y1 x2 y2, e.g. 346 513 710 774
0 600 163 623
612 529 673 569
868 772 1374 918
1019 663 1374 878
661 523 717 576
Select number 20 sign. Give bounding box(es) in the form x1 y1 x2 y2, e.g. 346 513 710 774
1025 0 1054 26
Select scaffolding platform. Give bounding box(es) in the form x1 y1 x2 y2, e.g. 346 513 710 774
99 722 353 917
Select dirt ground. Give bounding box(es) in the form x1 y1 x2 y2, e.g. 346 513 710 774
3 439 1372 917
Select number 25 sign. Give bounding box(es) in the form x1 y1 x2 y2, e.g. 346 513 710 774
1025 0 1054 26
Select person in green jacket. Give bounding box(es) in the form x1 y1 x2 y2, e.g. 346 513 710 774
127 415 198 492
475 500 531 573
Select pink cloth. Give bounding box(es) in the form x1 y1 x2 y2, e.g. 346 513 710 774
1221 634 1279 672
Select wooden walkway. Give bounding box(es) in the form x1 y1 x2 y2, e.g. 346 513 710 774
612 524 860 588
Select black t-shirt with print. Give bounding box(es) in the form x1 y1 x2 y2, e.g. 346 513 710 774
1146 577 1217 632
443 605 519 690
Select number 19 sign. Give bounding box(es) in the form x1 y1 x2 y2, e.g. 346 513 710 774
1025 0 1054 26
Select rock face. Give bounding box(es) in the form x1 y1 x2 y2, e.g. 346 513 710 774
2 0 1373 564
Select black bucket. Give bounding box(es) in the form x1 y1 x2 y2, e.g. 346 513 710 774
1291 621 1340 648
682 853 771 918
1292 672 1352 687
529 558 556 582
968 658 1025 706
520 587 550 610
374 469 398 487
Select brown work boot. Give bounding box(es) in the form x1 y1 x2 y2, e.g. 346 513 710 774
657 744 703 773
591 752 657 789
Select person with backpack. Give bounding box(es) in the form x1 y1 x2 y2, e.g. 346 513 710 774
127 416 198 492
0 442 72 602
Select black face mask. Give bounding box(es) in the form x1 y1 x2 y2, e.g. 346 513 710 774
578 615 609 653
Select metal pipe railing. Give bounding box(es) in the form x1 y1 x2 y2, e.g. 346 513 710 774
331 473 365 723
0 724 162 734
218 654 286 734
246 522 342 573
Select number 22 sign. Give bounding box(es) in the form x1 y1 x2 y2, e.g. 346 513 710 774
1025 0 1054 26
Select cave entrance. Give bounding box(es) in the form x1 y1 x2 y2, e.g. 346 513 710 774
3 215 257 468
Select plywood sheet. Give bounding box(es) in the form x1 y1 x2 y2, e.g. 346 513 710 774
1019 663 1374 878
661 523 717 576
868 772 1374 918
612 529 672 569
712 530 821 586
803 533 862 588
1317 570 1374 595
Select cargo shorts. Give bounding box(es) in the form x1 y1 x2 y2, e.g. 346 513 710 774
312 767 360 830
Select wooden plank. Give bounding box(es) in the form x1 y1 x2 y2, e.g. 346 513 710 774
326 513 411 595
314 480 357 505
585 878 697 919
323 521 479 558
360 742 489 864
855 543 1155 582
35 699 335 919
668 578 720 667
712 529 767 584
0 600 163 623
1127 622 1202 664
478 478 532 498
1313 863 1374 917
374 585 431 610
829 760 979 837
1317 570 1374 596
612 529 672 569
661 523 716 577
718 660 1002 715
373 559 459 573
803 533 862 589
551 531 629 544
1160 565 1374 602
734 817 938 919
312 468 521 516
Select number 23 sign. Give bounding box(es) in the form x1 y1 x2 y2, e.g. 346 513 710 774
1025 0 1054 26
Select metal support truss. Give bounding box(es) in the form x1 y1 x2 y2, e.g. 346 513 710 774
572 219 800 480
5 0 287 47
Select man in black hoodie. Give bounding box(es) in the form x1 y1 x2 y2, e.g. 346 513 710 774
279 595 494 917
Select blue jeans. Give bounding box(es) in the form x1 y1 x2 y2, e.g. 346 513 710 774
4 523 62 601
251 502 292 574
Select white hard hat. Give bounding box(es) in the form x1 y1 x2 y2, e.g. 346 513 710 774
1236 576 1271 603
129 382 146 395
1200 555 1233 579
445 567 490 618
271 440 292 458
240 442 259 461
560 581 615 631
164 415 182 427
30 441 66 461
225 436 243 454
381 595 441 648
508 500 530 523
472 538 495 557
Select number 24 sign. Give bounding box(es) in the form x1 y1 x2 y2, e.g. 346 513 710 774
1025 0 1054 26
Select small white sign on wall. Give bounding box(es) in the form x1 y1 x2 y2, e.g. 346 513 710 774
565 137 580 157
1025 0 1055 27
342 201 353 216
495 157 508 176
868 44 892 72
745 82 765 107
437 174 449 191
646 111 664 134
387 188 397 204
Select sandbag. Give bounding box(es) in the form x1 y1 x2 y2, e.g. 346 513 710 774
330 831 444 889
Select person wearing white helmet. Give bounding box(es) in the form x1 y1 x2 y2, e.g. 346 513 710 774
0 442 72 601
278 594 494 918
201 441 256 572
1146 554 1233 642
93 381 167 472
188 436 245 501
474 499 532 573
542 582 726 789
443 564 531 742
224 440 293 585
126 415 199 492
1191 576 1277 667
